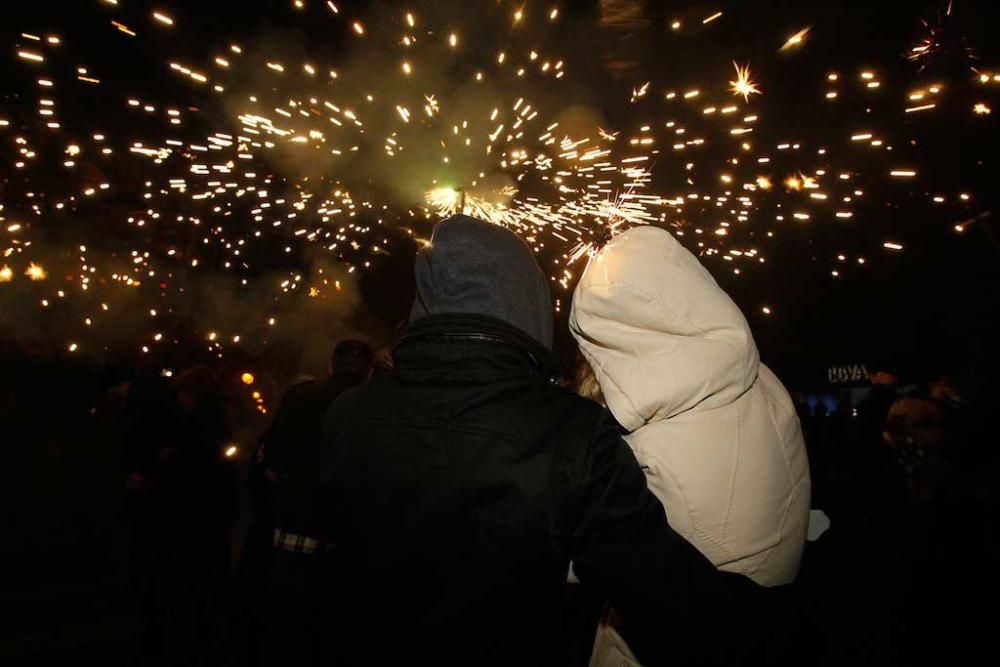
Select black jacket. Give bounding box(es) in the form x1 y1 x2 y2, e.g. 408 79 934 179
316 314 752 665
261 373 366 536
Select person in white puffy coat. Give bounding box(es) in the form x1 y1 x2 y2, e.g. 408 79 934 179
570 226 810 587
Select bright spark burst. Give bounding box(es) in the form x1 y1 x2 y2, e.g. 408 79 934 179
907 10 978 72
0 1 985 360
730 62 761 102
25 263 47 280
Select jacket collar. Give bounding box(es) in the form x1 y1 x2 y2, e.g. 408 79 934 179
393 314 559 383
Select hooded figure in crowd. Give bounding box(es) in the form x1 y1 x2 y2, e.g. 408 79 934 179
571 225 810 587
314 215 760 666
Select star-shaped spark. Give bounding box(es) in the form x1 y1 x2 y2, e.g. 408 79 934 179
730 62 761 102
907 3 977 73
630 81 650 103
598 127 620 142
423 94 439 117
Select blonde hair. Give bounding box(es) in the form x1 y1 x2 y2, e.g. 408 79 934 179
573 353 605 406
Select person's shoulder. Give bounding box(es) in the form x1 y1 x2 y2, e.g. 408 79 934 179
322 376 389 427
533 382 617 454
540 381 606 421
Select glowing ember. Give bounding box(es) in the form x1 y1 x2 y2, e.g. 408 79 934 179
730 62 761 102
25 263 47 281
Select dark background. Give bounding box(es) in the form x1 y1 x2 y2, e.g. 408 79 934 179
1 2 999 663
2 0 998 387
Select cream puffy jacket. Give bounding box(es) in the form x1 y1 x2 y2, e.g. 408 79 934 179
570 226 810 586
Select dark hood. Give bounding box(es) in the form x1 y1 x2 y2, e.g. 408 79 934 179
410 215 554 349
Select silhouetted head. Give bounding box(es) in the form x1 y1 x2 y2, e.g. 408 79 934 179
330 339 375 381
174 365 219 412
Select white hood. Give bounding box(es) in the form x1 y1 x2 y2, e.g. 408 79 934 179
570 226 810 586
570 226 760 431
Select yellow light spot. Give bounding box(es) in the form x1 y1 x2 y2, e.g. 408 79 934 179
241 372 255 385
781 27 810 51
25 262 46 280
730 62 761 101
152 11 174 26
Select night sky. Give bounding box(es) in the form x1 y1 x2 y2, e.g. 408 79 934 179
2 0 998 386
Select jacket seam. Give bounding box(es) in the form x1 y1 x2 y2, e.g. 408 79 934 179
721 397 741 546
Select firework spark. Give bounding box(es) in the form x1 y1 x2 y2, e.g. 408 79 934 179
780 27 810 51
0 1 986 360
730 62 761 101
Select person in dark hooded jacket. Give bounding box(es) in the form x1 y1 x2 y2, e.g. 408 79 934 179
249 340 374 665
313 215 760 666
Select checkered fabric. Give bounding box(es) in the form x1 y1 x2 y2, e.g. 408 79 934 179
273 529 323 555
